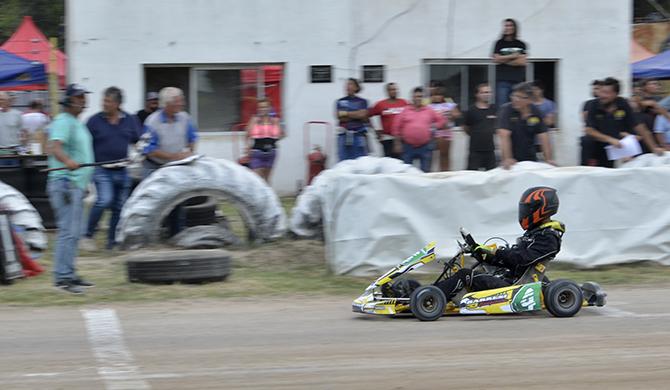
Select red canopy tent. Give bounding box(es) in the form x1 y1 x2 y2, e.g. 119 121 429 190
1 16 66 89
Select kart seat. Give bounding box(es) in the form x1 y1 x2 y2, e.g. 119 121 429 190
514 259 551 285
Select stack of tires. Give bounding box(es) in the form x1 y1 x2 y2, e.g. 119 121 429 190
183 196 217 227
24 159 55 229
126 249 232 284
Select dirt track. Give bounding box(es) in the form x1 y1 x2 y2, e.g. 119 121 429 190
1 286 669 389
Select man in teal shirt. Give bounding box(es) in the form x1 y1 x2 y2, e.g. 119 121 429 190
47 84 95 294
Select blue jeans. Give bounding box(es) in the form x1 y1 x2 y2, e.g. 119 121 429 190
85 167 130 248
48 178 85 283
337 132 368 161
402 142 433 172
496 80 515 107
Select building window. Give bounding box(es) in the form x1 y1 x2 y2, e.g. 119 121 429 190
362 65 385 83
424 59 557 112
310 65 332 83
144 64 283 132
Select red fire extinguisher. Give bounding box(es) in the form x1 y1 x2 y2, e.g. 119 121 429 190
303 121 333 186
307 146 327 185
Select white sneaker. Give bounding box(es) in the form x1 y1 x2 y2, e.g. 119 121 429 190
79 237 98 252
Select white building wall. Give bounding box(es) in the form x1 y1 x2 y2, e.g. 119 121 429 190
67 0 631 195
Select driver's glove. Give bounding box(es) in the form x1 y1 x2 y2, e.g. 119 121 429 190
473 244 497 263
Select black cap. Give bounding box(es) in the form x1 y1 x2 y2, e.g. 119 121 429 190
64 83 90 98
60 83 90 105
146 92 159 101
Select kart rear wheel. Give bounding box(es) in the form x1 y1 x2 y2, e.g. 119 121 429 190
545 279 583 317
410 286 446 321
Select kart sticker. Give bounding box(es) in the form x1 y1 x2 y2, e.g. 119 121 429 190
511 282 542 312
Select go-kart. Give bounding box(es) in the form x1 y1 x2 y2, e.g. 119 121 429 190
352 228 607 321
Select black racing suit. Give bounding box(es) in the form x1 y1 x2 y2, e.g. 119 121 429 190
436 221 565 299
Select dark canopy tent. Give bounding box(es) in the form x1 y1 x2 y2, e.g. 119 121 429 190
0 48 47 91
632 50 670 79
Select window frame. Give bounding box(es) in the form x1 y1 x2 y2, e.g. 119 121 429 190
143 63 284 134
422 58 559 112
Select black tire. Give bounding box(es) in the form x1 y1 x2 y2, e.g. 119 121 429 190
410 285 446 321
183 196 209 207
184 198 217 227
545 279 583 318
125 249 232 284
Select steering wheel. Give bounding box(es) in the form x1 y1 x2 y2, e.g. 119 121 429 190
459 227 478 250
460 227 486 269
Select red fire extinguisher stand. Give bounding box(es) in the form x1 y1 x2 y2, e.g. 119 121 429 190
303 121 333 185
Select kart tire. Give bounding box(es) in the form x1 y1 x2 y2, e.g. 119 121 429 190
125 249 231 283
117 157 286 249
545 279 583 318
410 285 446 321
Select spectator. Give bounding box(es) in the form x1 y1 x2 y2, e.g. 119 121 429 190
636 79 670 135
143 87 198 236
531 80 556 127
246 98 284 182
368 82 407 159
582 80 603 122
580 80 603 165
0 92 22 166
464 83 497 171
653 109 670 150
584 77 663 168
21 100 50 142
497 82 554 169
46 84 95 294
80 87 140 251
136 92 159 126
492 18 528 106
428 82 461 171
335 78 368 161
392 87 446 172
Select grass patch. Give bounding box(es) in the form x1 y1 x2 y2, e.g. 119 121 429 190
2 196 669 307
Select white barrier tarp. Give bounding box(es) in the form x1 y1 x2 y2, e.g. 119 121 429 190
322 162 670 275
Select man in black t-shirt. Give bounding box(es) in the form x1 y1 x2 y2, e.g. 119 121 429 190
136 92 159 126
497 82 554 169
464 83 497 170
492 19 527 107
580 80 603 165
584 77 663 168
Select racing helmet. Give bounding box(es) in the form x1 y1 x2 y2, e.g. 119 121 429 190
518 186 559 230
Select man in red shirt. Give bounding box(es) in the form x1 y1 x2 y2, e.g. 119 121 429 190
369 82 407 159
392 87 446 172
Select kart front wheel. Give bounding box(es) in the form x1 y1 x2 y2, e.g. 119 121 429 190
410 286 446 321
545 280 583 317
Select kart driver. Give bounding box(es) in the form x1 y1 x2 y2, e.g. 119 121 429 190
435 186 565 300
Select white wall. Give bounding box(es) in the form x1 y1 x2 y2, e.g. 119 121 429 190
67 0 631 195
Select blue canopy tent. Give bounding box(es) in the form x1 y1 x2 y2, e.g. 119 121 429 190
0 48 47 90
632 50 670 79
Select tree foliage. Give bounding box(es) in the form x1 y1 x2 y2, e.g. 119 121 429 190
0 0 65 50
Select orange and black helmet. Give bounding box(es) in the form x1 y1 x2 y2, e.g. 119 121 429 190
519 186 559 230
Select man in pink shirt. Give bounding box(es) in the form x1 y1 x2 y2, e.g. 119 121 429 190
392 87 446 172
